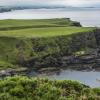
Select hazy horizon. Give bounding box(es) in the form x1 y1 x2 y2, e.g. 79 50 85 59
0 0 100 7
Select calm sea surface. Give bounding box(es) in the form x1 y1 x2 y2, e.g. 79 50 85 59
48 70 100 88
0 9 100 87
28 69 100 88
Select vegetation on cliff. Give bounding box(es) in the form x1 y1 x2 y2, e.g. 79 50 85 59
0 18 96 71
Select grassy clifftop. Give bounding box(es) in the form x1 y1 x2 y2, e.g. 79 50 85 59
0 18 81 30
0 18 96 70
0 18 91 38
0 27 92 38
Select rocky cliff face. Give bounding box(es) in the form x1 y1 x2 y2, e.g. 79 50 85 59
0 29 100 71
25 29 100 70
94 29 100 48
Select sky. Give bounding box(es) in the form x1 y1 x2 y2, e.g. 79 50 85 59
0 0 100 7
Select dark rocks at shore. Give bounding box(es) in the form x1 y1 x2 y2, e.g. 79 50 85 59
71 21 82 27
61 54 100 70
26 51 100 71
0 68 28 78
0 53 100 77
0 69 13 77
30 53 100 72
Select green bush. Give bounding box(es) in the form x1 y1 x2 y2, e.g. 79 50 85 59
0 76 99 100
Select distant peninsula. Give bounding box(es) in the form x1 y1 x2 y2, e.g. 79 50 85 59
0 5 100 13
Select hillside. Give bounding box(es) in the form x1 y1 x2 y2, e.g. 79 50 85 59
0 18 81 29
0 18 100 75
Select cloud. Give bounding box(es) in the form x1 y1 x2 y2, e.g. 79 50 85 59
0 0 100 7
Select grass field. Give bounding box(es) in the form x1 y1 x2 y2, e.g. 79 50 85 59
0 18 93 38
0 27 92 38
0 18 78 29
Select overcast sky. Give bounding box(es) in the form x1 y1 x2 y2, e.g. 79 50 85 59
0 0 100 7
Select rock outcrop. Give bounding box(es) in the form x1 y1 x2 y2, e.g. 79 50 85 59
0 28 100 71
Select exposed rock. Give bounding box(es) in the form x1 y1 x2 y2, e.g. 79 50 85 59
0 69 14 77
0 68 28 77
72 21 82 27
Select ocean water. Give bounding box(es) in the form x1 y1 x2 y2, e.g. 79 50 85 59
48 70 100 88
28 69 100 88
0 8 100 27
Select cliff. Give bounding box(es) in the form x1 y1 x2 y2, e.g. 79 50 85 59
0 29 100 70
0 19 100 72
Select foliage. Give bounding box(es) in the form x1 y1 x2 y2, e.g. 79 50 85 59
0 76 99 100
0 61 13 70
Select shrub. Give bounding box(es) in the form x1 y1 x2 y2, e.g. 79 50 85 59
0 76 99 100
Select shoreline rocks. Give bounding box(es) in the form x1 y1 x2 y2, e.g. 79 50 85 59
0 67 28 77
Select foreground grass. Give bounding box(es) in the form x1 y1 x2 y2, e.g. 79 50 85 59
0 76 100 100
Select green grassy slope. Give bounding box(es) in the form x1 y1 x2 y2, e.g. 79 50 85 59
0 18 96 70
0 18 91 38
0 27 92 38
0 18 81 30
0 76 99 100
